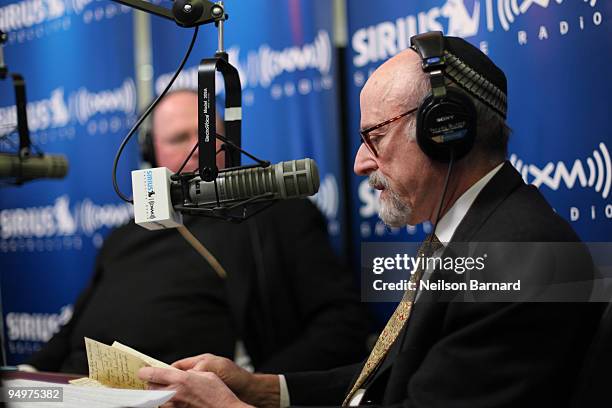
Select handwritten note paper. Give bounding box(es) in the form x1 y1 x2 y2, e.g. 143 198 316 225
84 337 149 389
111 341 174 369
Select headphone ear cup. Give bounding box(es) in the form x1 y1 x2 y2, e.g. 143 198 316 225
139 128 157 167
416 88 476 162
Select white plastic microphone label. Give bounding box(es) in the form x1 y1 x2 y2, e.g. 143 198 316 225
131 167 183 230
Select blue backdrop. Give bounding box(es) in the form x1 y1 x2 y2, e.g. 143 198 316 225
0 0 138 364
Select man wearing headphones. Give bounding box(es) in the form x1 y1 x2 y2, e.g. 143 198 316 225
137 33 602 407
24 90 371 376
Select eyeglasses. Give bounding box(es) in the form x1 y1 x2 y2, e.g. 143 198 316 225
359 107 418 157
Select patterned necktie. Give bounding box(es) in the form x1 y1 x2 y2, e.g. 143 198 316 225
343 234 443 406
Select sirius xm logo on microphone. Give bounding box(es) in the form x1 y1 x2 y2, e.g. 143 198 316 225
350 0 604 86
144 170 157 220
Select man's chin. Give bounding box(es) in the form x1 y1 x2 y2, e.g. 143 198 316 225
378 204 412 228
379 218 407 228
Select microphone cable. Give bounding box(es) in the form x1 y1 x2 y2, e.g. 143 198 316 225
112 26 199 203
176 225 227 280
394 149 455 355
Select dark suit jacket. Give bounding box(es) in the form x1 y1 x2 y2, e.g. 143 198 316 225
285 162 604 407
28 199 371 374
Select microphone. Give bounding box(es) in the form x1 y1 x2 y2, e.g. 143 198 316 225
0 153 69 182
183 158 319 206
132 158 320 230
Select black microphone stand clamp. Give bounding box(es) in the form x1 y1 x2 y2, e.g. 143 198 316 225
0 29 34 181
194 0 242 181
111 0 226 28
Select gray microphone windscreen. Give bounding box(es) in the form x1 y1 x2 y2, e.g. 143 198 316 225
0 153 69 180
188 158 320 206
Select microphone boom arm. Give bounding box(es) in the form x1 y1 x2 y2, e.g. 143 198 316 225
110 0 174 21
109 0 226 28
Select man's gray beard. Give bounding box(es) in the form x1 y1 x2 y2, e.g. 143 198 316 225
368 171 412 227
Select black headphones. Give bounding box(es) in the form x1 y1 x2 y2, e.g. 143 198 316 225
411 31 476 163
139 126 157 167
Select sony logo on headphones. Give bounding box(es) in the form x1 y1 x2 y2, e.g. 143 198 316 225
436 115 454 122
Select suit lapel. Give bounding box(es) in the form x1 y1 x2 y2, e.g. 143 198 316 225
450 161 524 243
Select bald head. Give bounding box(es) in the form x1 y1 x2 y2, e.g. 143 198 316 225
360 49 429 133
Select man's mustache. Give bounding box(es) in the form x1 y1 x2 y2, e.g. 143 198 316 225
369 171 389 190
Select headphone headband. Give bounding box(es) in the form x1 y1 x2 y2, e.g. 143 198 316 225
410 31 448 100
443 51 507 118
410 31 507 118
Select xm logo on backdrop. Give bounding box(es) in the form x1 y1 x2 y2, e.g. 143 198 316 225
510 142 612 222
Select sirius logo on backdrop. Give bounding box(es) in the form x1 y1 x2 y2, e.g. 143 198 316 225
5 304 73 356
0 0 130 43
6 305 72 343
351 0 604 73
0 195 133 253
0 0 66 32
0 88 69 132
0 78 136 142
